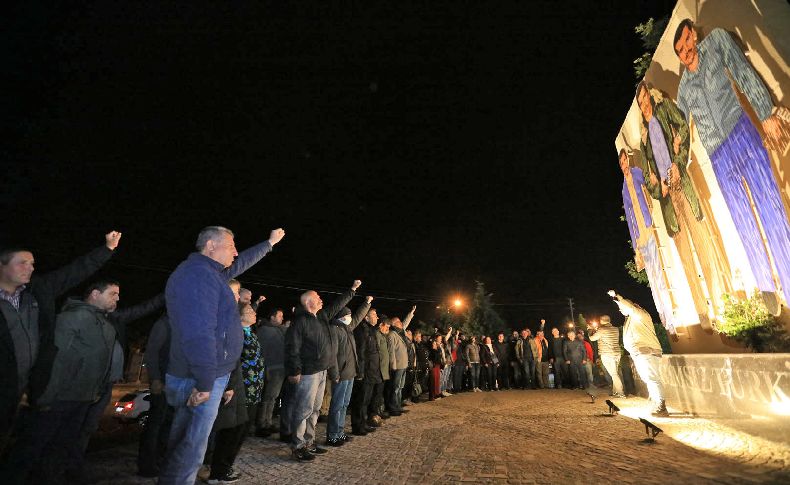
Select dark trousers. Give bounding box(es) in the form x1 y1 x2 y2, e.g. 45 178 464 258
496 363 510 389
553 360 568 388
521 360 536 388
451 364 465 392
137 391 174 475
483 365 496 390
257 368 285 431
209 405 255 478
369 382 385 417
279 380 293 436
5 401 92 485
568 361 584 388
350 380 375 431
403 370 415 402
509 360 522 387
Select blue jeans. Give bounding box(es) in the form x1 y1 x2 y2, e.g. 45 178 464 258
289 370 326 450
469 363 481 388
327 379 353 440
158 372 230 485
386 369 406 412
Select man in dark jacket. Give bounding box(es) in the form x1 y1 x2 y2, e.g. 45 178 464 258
285 280 360 461
137 313 172 477
325 296 372 446
0 231 120 448
159 226 285 484
6 279 121 483
493 333 511 390
549 327 567 389
563 330 587 390
70 290 165 481
255 308 286 438
350 308 381 435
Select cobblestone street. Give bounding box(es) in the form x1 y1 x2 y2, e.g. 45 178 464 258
89 389 790 484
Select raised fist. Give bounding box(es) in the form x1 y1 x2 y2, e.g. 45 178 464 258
268 228 285 246
105 231 122 250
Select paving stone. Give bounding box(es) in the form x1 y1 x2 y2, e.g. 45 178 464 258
84 389 790 484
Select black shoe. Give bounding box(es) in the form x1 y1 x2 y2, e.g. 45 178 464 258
399 409 410 414
380 413 390 420
364 425 377 432
307 445 329 455
255 428 272 438
325 437 345 447
279 433 292 443
352 428 368 436
366 419 380 428
339 433 353 442
389 411 402 417
207 468 242 483
292 448 315 461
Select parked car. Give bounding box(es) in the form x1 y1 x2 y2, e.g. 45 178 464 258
113 389 151 425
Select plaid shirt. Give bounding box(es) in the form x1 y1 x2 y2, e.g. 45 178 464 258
0 285 25 310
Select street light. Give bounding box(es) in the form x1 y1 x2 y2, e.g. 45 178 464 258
453 298 463 309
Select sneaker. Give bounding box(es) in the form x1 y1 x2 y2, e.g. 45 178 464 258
325 437 345 447
292 448 315 461
441 391 450 397
307 445 329 455
207 469 242 484
339 433 353 443
612 392 627 399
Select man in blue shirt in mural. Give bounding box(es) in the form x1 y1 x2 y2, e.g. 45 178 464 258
674 19 790 314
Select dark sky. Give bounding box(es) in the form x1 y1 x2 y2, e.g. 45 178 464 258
4 1 677 332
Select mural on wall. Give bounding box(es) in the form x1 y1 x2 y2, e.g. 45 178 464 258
615 0 790 350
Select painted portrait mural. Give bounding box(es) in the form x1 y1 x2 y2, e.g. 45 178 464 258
615 0 790 353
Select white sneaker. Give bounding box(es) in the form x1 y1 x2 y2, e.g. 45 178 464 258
441 391 450 397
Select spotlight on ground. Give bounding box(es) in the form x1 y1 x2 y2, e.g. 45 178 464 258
639 418 663 441
604 399 620 416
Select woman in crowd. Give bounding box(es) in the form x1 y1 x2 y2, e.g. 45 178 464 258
465 336 482 392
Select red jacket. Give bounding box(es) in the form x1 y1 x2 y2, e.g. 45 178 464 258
583 340 594 361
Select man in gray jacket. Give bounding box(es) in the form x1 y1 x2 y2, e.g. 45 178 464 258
7 279 121 484
255 308 287 438
385 306 415 416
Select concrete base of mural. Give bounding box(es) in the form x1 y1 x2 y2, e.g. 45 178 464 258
628 353 790 419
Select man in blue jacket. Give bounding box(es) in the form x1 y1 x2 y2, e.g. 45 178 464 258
158 226 284 485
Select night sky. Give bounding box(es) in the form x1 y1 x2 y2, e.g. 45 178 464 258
4 1 678 337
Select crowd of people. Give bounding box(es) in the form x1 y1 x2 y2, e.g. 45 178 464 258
0 226 668 485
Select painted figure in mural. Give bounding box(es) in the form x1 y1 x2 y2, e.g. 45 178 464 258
637 82 733 329
674 19 790 314
619 148 676 334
